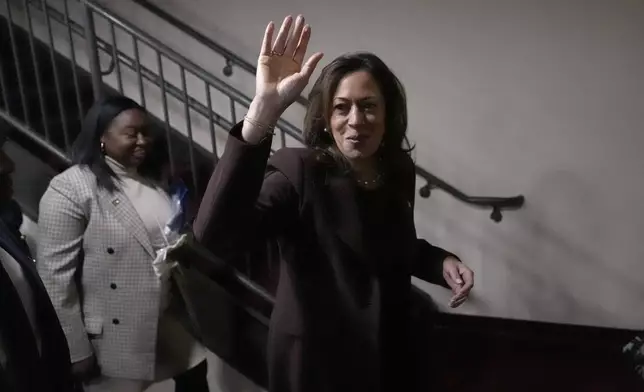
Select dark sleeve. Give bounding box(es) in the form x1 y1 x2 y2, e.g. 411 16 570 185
402 157 457 288
192 122 299 258
413 239 455 288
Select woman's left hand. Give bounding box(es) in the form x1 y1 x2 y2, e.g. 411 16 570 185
442 256 474 308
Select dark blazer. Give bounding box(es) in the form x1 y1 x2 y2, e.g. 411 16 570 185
193 123 455 392
0 212 75 392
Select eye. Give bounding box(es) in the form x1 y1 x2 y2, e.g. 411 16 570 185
333 103 349 113
362 102 377 110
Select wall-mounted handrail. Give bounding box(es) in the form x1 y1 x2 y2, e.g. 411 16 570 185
123 0 526 221
416 166 525 222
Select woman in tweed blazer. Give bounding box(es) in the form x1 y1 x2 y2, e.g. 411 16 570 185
36 96 209 392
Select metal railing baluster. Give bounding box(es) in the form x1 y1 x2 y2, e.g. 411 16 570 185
4 1 31 127
132 36 145 106
62 0 84 122
22 0 50 141
229 97 236 124
82 5 103 101
205 84 218 162
43 0 70 151
110 23 123 94
180 66 198 193
156 51 174 176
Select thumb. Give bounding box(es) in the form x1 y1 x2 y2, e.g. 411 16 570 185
300 52 324 79
446 266 463 286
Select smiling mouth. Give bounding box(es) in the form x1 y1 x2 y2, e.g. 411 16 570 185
347 134 367 141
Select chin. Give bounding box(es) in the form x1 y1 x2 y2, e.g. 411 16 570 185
341 147 378 162
130 155 146 166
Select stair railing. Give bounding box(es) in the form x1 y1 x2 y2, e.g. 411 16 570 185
48 0 524 222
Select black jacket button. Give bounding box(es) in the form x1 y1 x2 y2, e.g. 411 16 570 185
107 247 114 254
112 318 120 325
110 283 117 289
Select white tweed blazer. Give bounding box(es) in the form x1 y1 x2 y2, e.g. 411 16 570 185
36 165 164 380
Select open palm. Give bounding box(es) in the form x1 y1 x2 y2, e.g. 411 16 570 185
256 15 324 113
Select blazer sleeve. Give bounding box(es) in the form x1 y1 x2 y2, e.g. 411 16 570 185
404 159 457 288
36 176 93 363
192 122 299 258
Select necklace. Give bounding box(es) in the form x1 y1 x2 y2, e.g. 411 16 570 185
356 173 384 187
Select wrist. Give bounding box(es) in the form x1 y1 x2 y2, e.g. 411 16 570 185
247 97 281 125
442 255 461 268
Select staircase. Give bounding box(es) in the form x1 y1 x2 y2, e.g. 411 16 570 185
0 0 275 385
0 0 640 391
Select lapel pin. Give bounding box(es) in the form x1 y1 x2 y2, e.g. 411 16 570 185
112 199 121 206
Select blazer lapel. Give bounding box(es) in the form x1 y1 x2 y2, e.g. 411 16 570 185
97 188 156 258
323 172 368 263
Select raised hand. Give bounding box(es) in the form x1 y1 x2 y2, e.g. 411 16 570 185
243 15 323 143
257 15 323 113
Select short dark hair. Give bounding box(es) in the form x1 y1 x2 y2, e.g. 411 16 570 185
303 52 413 171
71 95 166 192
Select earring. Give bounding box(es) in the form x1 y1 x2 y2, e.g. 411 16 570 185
100 142 105 154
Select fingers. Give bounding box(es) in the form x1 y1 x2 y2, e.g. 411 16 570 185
260 22 274 56
300 52 324 79
448 266 474 308
284 15 305 58
293 23 311 64
449 283 471 307
458 264 474 293
449 294 468 308
443 264 463 292
272 15 293 55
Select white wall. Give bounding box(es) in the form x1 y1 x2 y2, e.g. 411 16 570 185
5 0 644 330
114 0 644 330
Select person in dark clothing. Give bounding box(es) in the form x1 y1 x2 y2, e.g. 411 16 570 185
0 129 76 391
192 15 474 392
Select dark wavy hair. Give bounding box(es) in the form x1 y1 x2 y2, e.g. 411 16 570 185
71 95 167 192
303 52 414 171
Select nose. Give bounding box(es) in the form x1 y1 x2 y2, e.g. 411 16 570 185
0 150 15 175
348 104 366 127
136 132 149 146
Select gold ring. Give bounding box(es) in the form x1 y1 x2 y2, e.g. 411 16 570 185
271 50 284 57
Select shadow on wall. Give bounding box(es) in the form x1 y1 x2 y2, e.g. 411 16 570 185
415 165 644 329
492 169 644 327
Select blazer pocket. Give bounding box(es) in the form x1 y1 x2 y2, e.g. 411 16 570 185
84 317 103 338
